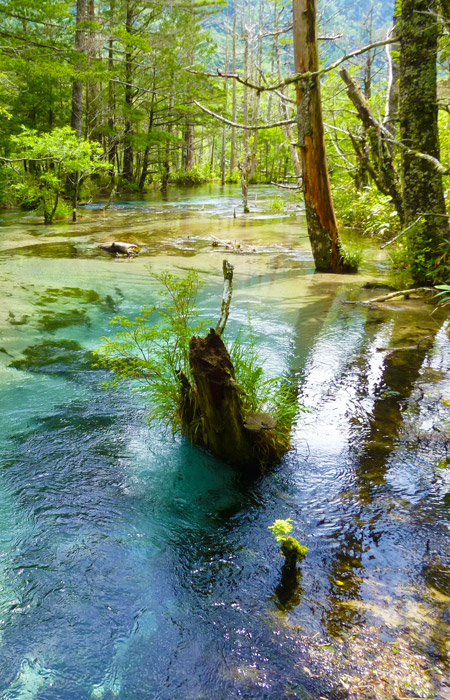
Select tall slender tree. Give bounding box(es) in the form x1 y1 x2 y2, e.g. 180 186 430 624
292 0 348 272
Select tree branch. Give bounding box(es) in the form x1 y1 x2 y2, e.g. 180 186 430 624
193 100 296 130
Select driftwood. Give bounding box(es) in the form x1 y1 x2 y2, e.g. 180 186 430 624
363 287 433 304
215 260 234 336
99 241 140 256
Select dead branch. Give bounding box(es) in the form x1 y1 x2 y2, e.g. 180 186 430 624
363 287 433 304
216 260 234 336
271 181 302 190
193 100 296 130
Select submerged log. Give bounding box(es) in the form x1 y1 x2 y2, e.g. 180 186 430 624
188 328 279 470
99 241 140 256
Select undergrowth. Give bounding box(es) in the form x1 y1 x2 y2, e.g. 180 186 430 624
94 269 300 455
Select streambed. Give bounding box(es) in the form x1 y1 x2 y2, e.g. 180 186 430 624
0 185 449 700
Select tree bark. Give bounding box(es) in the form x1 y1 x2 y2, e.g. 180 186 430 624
189 329 278 469
230 0 237 174
292 0 347 272
383 4 400 139
122 0 134 183
399 0 449 284
71 0 87 138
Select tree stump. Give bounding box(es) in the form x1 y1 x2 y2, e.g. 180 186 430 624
188 328 279 470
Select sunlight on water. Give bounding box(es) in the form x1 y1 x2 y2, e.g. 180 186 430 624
0 186 449 699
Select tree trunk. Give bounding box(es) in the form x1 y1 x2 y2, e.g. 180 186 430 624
399 0 449 284
383 4 400 139
340 67 404 224
189 329 278 470
71 0 87 138
230 0 237 174
122 0 134 183
107 0 116 173
276 36 302 186
292 0 347 272
220 35 229 186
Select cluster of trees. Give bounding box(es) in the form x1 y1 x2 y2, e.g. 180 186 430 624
0 0 448 283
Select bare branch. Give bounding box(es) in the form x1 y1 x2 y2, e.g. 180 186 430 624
193 100 296 130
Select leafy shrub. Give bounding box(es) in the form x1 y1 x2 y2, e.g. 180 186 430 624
333 183 400 239
95 270 300 454
170 165 208 186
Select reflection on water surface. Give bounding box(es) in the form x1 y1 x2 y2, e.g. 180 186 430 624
0 186 449 699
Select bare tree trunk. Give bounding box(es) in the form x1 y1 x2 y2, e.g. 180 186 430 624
383 4 400 138
230 0 237 174
340 67 404 223
238 154 250 213
138 86 155 192
86 0 99 139
107 0 116 173
276 36 302 185
71 0 87 138
122 0 134 183
293 0 347 272
249 0 264 180
220 35 229 186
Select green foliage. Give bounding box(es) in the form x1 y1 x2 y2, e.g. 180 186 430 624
269 195 285 212
387 245 415 289
95 270 300 453
169 165 209 186
339 243 363 271
434 284 450 308
268 518 308 564
94 269 207 432
333 183 400 239
228 327 301 455
8 127 106 223
268 518 294 542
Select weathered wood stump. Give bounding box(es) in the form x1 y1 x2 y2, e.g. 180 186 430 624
99 241 140 256
189 328 278 470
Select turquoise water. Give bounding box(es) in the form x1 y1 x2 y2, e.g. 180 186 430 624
0 186 449 699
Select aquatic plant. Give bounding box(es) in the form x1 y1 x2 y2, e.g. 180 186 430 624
434 284 450 308
95 269 300 466
269 195 285 212
269 518 308 568
339 243 363 272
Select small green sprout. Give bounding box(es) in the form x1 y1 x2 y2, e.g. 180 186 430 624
269 518 294 541
269 518 308 568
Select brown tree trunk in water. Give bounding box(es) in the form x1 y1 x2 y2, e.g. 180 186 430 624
292 0 346 272
189 329 278 469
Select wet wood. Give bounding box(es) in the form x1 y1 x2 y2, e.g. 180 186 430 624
189 329 279 470
292 0 347 272
215 260 234 336
99 241 140 256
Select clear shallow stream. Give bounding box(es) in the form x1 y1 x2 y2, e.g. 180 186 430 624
0 185 449 700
